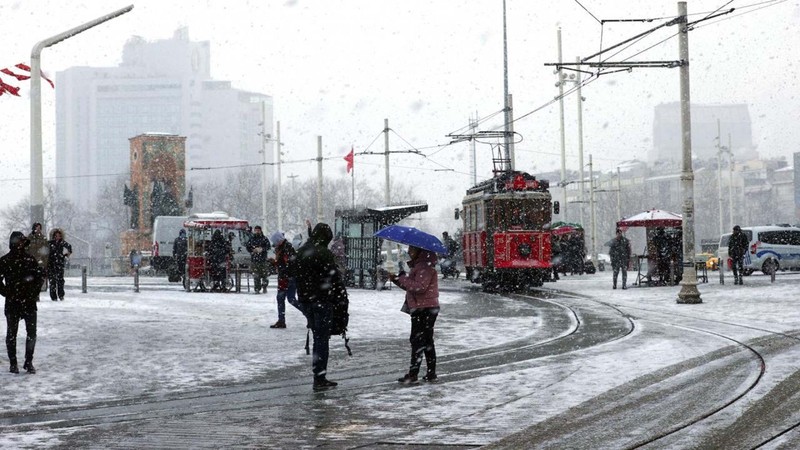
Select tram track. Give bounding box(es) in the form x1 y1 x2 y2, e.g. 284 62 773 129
485 286 800 450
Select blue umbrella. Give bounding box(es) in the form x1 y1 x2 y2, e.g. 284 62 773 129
374 225 448 255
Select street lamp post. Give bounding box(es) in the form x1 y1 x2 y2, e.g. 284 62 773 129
30 5 134 225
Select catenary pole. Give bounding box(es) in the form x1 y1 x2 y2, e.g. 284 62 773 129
717 119 724 236
502 0 512 168
30 5 134 226
384 118 390 205
317 136 323 224
276 121 283 231
557 28 568 221
260 102 268 229
728 133 734 229
616 167 622 220
470 113 478 185
576 56 586 227
676 1 702 304
589 155 597 266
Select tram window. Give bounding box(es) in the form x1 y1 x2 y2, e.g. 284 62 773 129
494 199 550 229
477 203 485 229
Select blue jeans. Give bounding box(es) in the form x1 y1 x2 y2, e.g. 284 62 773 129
276 279 297 322
308 302 332 379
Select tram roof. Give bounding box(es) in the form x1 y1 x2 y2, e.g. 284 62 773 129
465 171 550 196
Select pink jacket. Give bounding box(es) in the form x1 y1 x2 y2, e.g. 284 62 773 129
393 249 440 310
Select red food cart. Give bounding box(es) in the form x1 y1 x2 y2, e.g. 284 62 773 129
183 213 251 292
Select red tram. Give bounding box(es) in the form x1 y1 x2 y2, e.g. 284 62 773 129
459 171 558 290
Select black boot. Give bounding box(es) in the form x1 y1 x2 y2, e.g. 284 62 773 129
397 373 418 384
313 377 338 391
22 361 36 374
9 358 18 374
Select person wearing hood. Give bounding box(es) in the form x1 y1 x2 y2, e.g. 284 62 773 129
1 231 45 374
269 231 297 329
245 226 272 294
26 222 49 296
294 222 348 391
389 245 440 384
47 228 72 301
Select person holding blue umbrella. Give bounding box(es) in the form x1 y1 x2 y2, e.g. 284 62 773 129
388 244 440 384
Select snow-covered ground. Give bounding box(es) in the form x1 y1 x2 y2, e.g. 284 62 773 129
1 269 798 448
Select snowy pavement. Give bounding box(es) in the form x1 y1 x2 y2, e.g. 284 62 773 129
1 269 799 448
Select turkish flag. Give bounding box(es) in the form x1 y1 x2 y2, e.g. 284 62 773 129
344 147 354 173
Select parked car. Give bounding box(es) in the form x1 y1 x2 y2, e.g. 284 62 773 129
718 225 800 275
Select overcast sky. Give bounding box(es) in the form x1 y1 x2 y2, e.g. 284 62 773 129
1 0 798 222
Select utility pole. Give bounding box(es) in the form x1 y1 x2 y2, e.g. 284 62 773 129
589 155 597 266
616 167 622 220
556 28 568 221
576 56 586 227
502 0 513 169
260 102 268 229
30 5 134 225
316 136 324 224
384 118 390 205
676 1 702 304
287 173 298 191
470 113 478 186
716 118 724 236
276 121 283 231
728 133 734 229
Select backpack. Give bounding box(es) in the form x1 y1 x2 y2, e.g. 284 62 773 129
304 282 352 356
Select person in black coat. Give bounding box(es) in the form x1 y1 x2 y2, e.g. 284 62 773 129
1 231 45 374
728 225 750 285
172 229 188 280
609 229 632 289
294 222 348 391
206 230 231 291
652 227 670 284
246 226 272 294
47 228 72 301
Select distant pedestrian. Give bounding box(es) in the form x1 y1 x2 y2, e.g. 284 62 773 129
207 230 231 292
1 231 45 374
652 227 670 284
27 223 49 296
609 229 631 290
728 225 749 285
172 229 188 280
246 226 271 294
47 228 72 301
441 231 459 279
294 223 349 391
129 249 142 275
389 245 440 384
269 231 297 329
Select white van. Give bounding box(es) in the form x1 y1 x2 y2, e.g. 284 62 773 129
152 215 189 271
718 226 800 275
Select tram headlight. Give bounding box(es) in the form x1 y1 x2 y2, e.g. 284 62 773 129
518 243 532 258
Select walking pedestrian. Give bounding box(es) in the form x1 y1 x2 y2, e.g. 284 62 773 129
246 226 271 294
294 223 348 391
269 231 298 329
47 228 72 301
1 231 45 374
652 227 670 284
728 225 749 285
388 245 440 384
609 229 632 290
27 223 49 296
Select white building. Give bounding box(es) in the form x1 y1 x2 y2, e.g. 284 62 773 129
55 28 273 211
